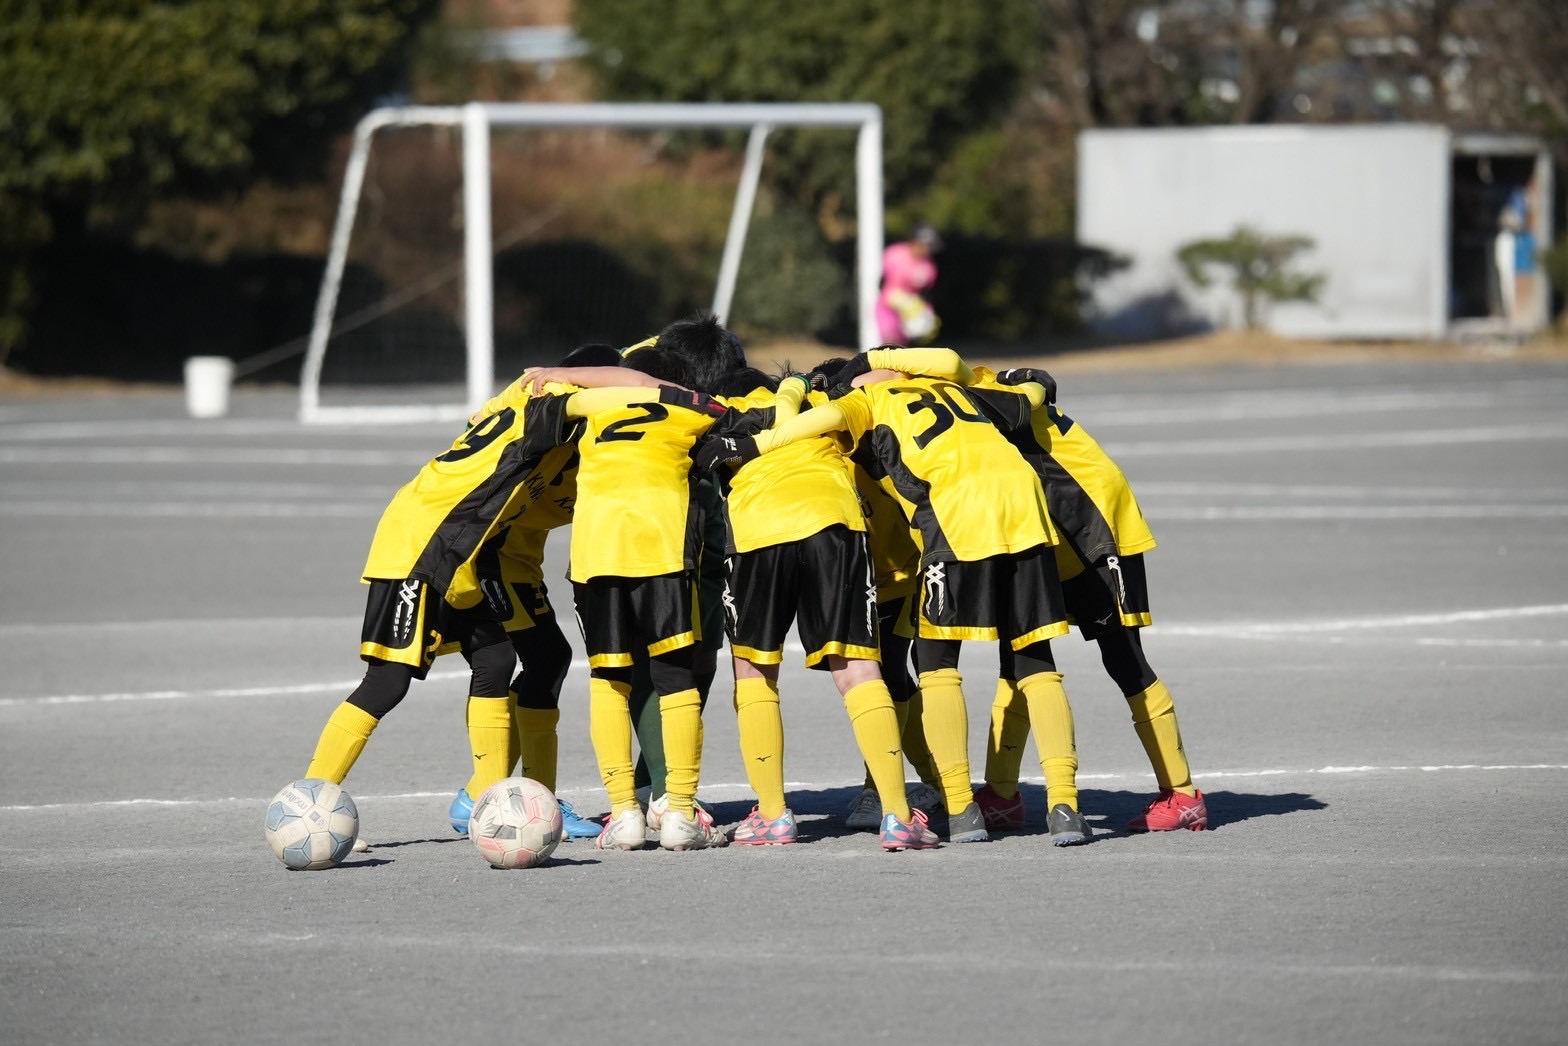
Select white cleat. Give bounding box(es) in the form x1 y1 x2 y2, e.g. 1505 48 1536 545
595 808 649 851
351 837 370 853
645 792 709 832
658 805 729 851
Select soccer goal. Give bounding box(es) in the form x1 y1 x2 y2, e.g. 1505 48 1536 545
298 102 884 424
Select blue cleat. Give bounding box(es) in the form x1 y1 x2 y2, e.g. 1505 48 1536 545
449 788 474 835
557 799 600 840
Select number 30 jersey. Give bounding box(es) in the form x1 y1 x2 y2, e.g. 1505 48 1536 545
761 377 1056 564
569 388 728 582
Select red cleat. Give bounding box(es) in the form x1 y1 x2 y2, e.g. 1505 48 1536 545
1126 789 1209 832
975 783 1028 832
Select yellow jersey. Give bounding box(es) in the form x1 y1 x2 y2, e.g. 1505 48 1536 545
713 384 865 554
568 386 728 581
360 389 577 604
758 376 1054 563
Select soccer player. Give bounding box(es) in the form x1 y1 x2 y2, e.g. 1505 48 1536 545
975 366 1207 832
544 346 732 852
703 366 939 850
695 348 1092 846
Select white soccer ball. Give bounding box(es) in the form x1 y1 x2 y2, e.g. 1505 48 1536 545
469 777 563 869
264 778 359 871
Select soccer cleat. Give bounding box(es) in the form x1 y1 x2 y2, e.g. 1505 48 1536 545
946 801 990 844
730 806 799 846
645 792 709 832
906 781 943 814
658 805 729 851
1047 803 1092 846
449 788 475 836
880 807 940 851
557 799 601 840
595 808 649 851
975 783 1028 832
351 837 370 854
1126 789 1209 833
844 787 883 830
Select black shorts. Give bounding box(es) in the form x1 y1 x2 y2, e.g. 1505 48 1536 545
572 572 695 670
1061 552 1153 639
725 525 880 670
474 547 558 634
359 579 506 679
916 545 1069 650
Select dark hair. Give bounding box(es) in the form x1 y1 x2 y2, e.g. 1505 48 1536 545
653 312 746 392
808 356 854 390
621 346 694 387
556 342 623 368
710 366 779 399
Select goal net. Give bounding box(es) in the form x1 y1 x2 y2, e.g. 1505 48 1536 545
299 102 884 423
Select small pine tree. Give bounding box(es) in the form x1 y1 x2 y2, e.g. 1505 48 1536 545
1177 226 1326 329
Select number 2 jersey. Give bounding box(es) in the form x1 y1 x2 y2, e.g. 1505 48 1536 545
568 388 728 582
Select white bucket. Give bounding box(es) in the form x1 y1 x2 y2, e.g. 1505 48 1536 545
184 356 234 419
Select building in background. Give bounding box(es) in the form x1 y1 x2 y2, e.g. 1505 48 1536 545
1078 124 1554 340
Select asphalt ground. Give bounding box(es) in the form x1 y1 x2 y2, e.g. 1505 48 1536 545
2 353 1566 1045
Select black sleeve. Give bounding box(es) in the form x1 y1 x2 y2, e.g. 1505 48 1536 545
962 385 1034 433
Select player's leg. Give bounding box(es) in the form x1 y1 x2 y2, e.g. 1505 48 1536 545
849 596 940 827
635 573 725 851
723 543 794 842
1101 627 1207 831
572 579 648 850
976 662 1030 832
913 636 987 842
306 579 436 783
1005 544 1086 845
449 613 517 834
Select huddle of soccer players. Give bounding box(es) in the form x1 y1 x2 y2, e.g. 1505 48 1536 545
293 314 1208 857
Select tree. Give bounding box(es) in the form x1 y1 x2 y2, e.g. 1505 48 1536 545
1177 226 1326 329
0 0 439 365
572 0 1040 215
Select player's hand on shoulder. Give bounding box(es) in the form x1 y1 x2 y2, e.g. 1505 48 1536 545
996 367 1058 403
691 433 760 473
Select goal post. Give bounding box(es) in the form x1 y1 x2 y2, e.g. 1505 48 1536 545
299 101 884 424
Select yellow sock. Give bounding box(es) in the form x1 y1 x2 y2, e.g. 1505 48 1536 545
589 676 638 812
1018 670 1078 811
866 694 916 791
734 677 786 819
917 667 974 816
305 702 379 783
984 678 1030 799
844 680 911 822
515 705 560 791
464 695 513 800
902 686 940 786
1127 679 1195 795
660 688 704 817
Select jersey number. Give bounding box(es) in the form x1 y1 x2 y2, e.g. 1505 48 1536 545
596 403 669 443
890 383 989 449
435 407 515 463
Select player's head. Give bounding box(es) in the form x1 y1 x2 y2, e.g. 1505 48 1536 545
557 343 623 368
621 345 695 388
808 356 857 392
710 367 778 399
652 313 746 392
911 222 943 256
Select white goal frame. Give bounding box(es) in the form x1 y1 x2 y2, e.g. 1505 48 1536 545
298 101 884 423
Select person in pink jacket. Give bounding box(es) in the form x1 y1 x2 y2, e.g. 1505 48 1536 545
876 224 942 345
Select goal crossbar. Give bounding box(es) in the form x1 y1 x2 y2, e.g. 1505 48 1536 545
299 101 884 423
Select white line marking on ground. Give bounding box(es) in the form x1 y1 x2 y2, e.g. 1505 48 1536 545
3 764 1566 813
1150 504 1568 521
0 446 426 466
1133 480 1568 501
0 501 383 518
1158 603 1568 637
1106 422 1568 457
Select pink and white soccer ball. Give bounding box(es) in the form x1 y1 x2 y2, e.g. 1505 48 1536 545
469 777 563 869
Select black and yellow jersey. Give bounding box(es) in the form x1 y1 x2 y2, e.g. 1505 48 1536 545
710 381 865 555
851 457 921 601
569 387 728 582
361 389 576 604
968 368 1157 573
484 444 578 585
756 375 1054 563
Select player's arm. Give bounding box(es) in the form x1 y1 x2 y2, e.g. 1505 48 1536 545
772 374 810 425
691 396 857 472
963 381 1050 432
523 365 678 395
864 347 976 385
